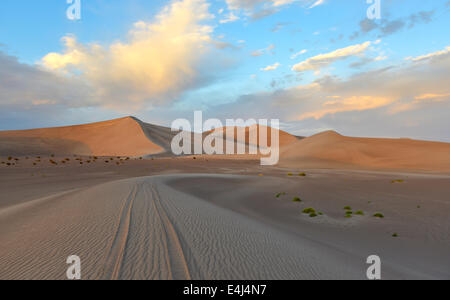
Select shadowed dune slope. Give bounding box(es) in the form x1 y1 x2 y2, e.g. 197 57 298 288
280 131 450 172
0 117 165 157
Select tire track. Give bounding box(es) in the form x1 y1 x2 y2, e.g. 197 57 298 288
148 183 191 280
98 184 137 280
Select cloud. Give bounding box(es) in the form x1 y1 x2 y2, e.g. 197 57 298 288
41 0 222 111
298 96 394 120
220 12 240 23
0 51 93 110
209 45 450 141
261 62 280 71
224 0 320 20
251 44 275 56
309 0 324 9
406 46 450 62
292 41 372 72
350 10 436 40
290 49 307 59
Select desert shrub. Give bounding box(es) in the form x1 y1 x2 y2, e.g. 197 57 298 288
292 197 302 202
303 208 316 214
373 213 384 218
392 233 398 237
287 173 293 176
344 206 352 210
298 172 306 177
318 212 324 216
354 211 365 216
345 215 352 218
345 211 353 215
309 213 318 218
276 192 286 198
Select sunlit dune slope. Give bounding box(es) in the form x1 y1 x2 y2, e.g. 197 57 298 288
0 117 164 157
280 131 450 172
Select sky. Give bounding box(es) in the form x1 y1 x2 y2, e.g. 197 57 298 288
0 0 449 141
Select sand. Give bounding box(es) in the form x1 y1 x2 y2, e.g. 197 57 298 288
0 117 449 280
280 131 450 172
0 159 449 279
0 117 164 157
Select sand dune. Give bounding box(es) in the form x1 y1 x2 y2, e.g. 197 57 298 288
0 117 165 157
280 131 450 172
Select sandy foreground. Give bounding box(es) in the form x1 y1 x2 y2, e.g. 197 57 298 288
0 157 449 280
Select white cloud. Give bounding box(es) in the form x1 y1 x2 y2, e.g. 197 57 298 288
220 12 240 23
290 49 307 59
261 62 280 71
292 41 372 72
41 0 219 111
406 46 450 62
309 0 324 9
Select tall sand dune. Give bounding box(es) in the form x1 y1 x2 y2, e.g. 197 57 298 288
0 117 165 157
280 131 450 172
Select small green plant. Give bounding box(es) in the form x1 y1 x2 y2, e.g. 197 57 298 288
345 211 353 215
303 208 316 214
373 213 384 218
354 211 365 216
417 205 421 209
292 197 302 202
287 173 293 176
345 215 352 218
298 172 306 177
276 192 286 198
392 233 399 237
344 206 352 210
318 212 324 216
309 213 318 218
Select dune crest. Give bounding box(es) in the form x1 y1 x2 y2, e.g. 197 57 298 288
0 117 164 157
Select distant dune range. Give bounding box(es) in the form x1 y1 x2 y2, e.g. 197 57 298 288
1 116 449 172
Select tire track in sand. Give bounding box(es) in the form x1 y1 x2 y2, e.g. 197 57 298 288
98 180 191 280
98 184 137 280
147 183 191 280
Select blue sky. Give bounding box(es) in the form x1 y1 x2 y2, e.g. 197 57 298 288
0 0 449 141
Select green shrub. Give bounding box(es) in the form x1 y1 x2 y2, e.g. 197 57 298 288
303 208 316 214
287 173 293 176
309 213 318 218
276 192 286 198
345 211 353 215
373 213 384 218
354 211 365 216
298 172 306 177
292 197 302 202
344 206 352 210
392 233 398 237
